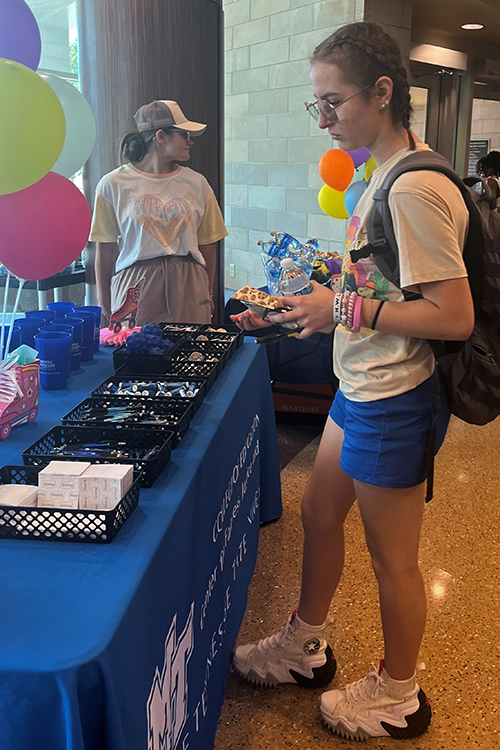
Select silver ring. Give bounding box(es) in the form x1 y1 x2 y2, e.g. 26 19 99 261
292 321 300 330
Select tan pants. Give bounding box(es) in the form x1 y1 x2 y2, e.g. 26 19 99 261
111 255 211 325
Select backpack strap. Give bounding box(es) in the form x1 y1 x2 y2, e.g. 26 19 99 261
350 151 483 308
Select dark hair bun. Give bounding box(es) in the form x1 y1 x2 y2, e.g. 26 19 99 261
119 131 148 164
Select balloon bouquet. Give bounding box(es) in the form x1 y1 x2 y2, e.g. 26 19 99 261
0 0 95 435
0 0 95 360
317 147 376 218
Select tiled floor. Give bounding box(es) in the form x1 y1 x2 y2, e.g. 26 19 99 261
214 414 500 749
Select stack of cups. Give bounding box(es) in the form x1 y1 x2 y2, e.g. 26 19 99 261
34 331 72 390
65 313 93 362
75 306 102 352
47 301 76 320
25 309 57 325
15 317 47 348
50 321 82 371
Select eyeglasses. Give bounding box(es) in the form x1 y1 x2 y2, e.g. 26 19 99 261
305 84 373 123
173 130 191 141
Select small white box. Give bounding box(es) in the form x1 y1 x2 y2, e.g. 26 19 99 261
79 464 134 510
38 461 91 508
0 484 38 507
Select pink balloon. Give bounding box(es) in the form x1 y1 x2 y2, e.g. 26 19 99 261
0 172 91 280
347 148 371 169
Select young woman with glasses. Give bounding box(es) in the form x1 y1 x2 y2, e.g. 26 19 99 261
90 100 227 325
231 22 473 741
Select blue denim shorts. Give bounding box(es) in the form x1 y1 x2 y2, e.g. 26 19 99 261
329 376 450 489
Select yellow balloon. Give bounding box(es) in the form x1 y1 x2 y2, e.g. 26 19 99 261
364 156 377 182
0 58 66 195
318 184 349 220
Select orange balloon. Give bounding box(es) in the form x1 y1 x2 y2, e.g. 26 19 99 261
319 149 355 192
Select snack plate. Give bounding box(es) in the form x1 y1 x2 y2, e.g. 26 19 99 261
238 300 292 318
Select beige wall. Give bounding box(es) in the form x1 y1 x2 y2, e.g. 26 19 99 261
471 98 500 153
223 0 413 291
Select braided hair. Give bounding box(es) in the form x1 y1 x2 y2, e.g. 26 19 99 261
311 22 416 150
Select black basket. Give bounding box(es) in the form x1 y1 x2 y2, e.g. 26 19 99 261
196 324 244 357
0 465 142 544
115 358 220 393
112 338 179 374
61 396 193 447
158 324 199 343
91 376 207 416
22 426 173 487
165 352 221 389
175 341 230 373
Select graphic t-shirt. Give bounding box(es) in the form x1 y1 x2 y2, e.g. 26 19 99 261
334 143 469 402
89 164 228 272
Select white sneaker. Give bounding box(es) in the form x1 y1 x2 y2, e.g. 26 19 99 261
319 661 431 740
233 611 337 688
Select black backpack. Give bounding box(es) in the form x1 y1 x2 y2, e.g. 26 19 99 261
350 150 500 426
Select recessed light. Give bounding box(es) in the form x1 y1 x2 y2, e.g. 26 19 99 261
461 23 484 30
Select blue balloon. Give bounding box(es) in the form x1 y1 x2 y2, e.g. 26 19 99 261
345 180 367 216
0 0 41 70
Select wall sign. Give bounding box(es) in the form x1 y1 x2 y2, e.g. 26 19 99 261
468 139 490 175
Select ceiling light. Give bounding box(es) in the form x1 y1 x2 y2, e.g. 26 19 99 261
461 23 484 30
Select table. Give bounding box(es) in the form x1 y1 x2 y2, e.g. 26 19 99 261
0 343 282 750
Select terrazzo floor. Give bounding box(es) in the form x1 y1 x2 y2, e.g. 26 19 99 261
214 414 500 750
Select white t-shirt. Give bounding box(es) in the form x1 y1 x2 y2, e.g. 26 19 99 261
89 164 228 273
334 144 469 402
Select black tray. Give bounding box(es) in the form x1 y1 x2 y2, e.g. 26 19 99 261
22 426 173 487
61 396 193 447
196 324 244 357
115 358 220 393
0 465 142 544
91 376 207 416
112 338 179 374
175 341 229 374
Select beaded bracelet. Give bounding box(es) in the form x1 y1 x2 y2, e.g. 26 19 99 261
346 291 357 330
352 294 363 333
340 292 349 326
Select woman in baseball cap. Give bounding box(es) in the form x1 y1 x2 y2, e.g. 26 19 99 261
89 100 227 325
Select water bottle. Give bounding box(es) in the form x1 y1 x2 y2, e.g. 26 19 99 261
270 231 302 252
304 237 320 252
261 253 282 295
258 239 283 257
296 246 316 278
278 258 313 296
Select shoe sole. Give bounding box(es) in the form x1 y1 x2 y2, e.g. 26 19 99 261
234 645 337 689
319 689 432 741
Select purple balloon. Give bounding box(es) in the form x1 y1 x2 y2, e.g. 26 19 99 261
348 148 371 169
0 0 41 71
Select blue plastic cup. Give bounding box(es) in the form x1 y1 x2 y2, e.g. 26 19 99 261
66 313 94 362
50 321 81 371
47 301 76 319
14 317 46 348
39 325 74 378
25 309 57 324
75 305 102 352
0 325 21 358
34 331 71 390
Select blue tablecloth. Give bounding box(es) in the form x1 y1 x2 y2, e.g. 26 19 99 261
0 343 282 750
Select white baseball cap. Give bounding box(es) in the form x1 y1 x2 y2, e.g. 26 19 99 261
133 100 207 136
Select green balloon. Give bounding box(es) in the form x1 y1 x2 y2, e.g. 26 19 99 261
0 58 65 195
